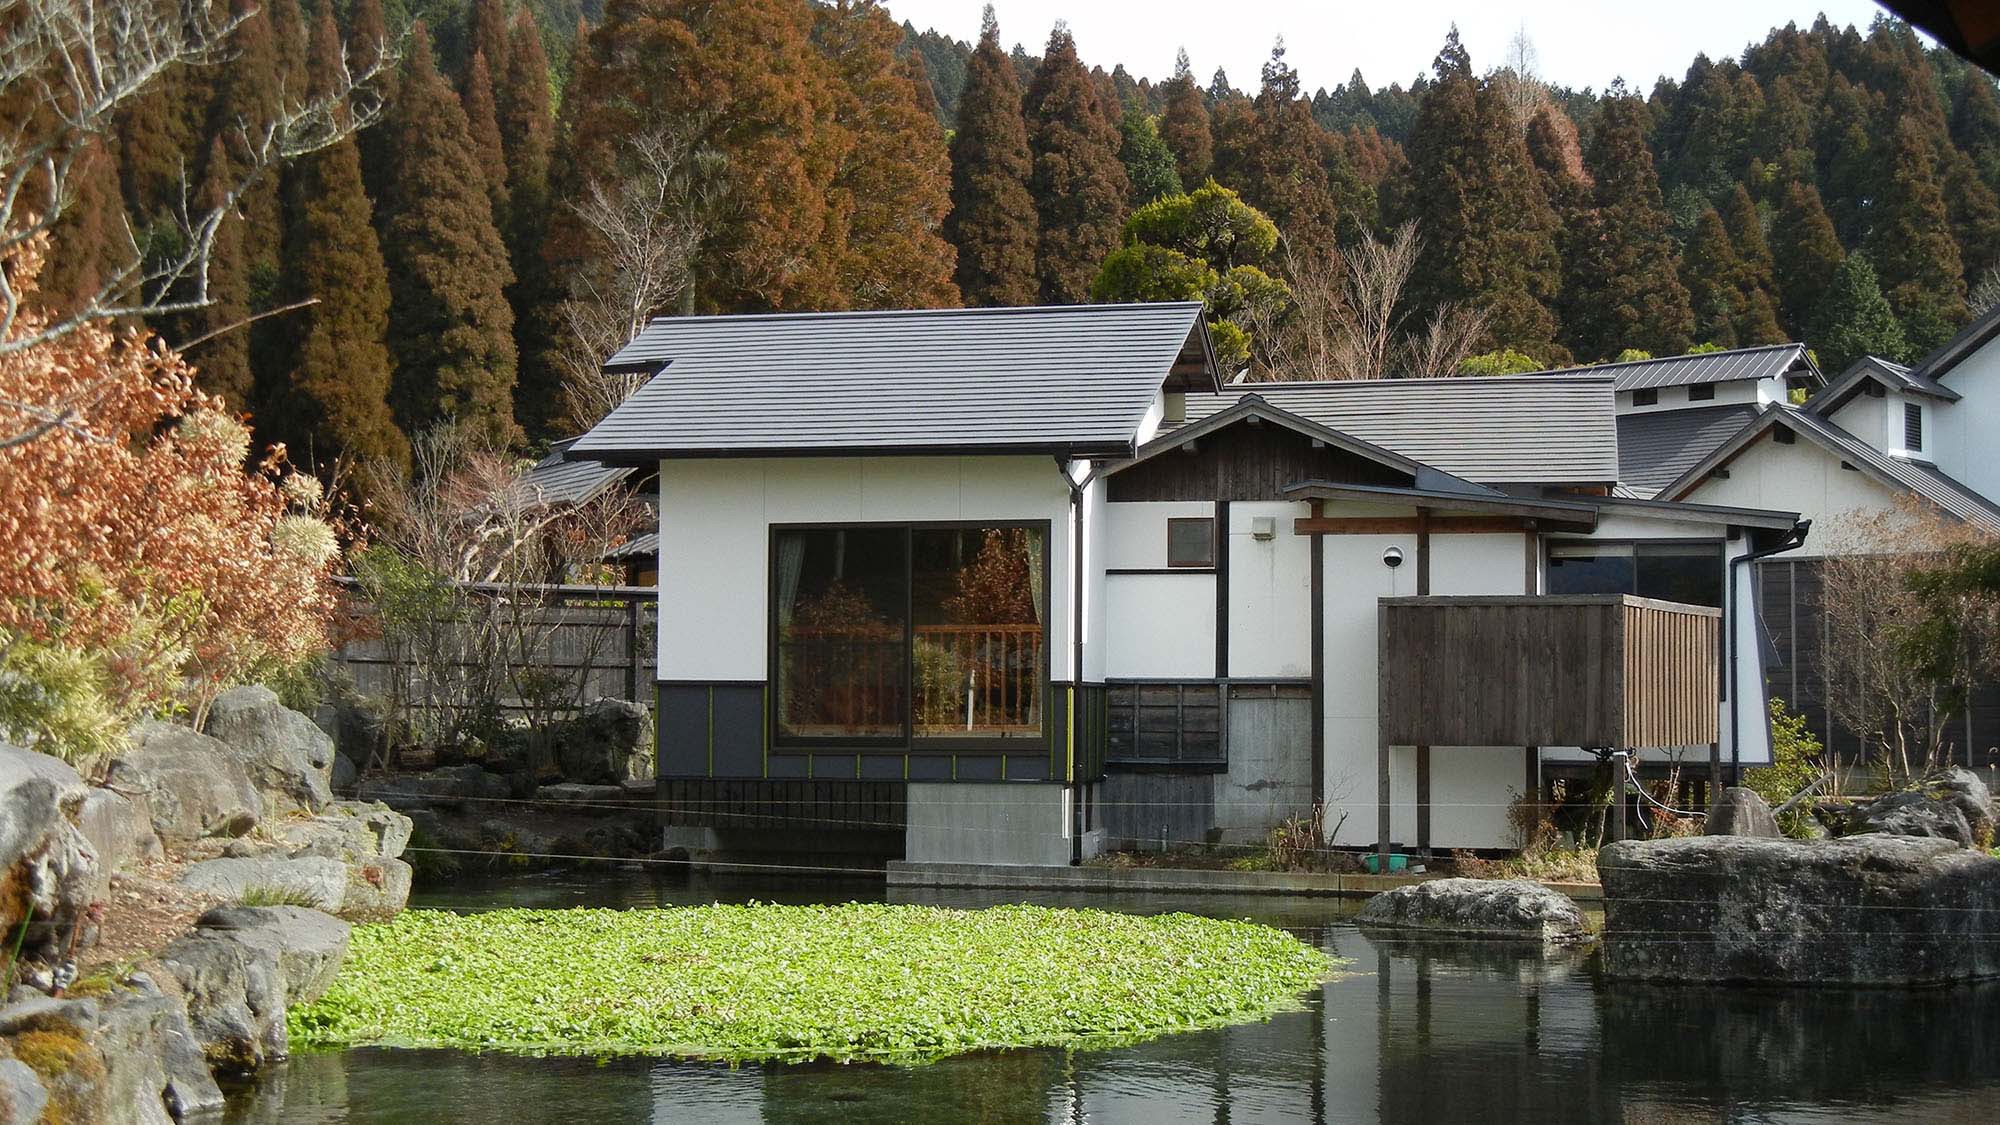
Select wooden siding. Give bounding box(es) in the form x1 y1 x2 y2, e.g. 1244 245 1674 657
1379 595 1720 749
1108 420 1410 502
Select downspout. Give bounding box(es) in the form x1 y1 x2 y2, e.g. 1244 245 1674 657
1725 518 1811 784
1059 456 1097 865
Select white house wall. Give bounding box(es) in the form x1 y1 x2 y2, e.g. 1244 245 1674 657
1679 433 1904 555
1933 340 2000 498
1619 380 1761 413
1104 574 1215 677
654 455 1078 681
1226 501 1312 678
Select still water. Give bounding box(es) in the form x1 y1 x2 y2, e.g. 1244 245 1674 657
224 869 2000 1123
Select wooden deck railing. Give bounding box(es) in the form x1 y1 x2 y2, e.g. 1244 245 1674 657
779 623 1045 735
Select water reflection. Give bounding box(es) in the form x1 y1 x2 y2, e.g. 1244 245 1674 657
224 872 2000 1124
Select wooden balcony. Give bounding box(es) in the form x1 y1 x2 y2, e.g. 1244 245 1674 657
1379 594 1721 750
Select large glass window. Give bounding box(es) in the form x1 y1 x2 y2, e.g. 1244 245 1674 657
773 524 1045 745
1547 541 1723 607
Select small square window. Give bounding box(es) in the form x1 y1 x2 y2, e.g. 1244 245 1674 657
1167 518 1215 568
1632 388 1658 406
1688 384 1716 401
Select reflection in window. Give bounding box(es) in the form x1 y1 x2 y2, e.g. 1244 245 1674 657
773 525 1046 744
774 528 908 740
912 528 1045 741
1547 541 1723 607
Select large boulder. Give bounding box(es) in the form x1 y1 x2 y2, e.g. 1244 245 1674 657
204 686 335 816
0 974 224 1124
1842 769 1997 848
108 722 263 848
1599 834 2000 984
330 752 358 792
0 743 100 960
1705 787 1783 838
338 857 412 923
179 856 348 914
549 699 650 785
356 764 511 810
1356 878 1590 944
160 907 348 1076
0 1053 46 1124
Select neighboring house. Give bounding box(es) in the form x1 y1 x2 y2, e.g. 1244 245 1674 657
519 439 658 585
1641 307 2000 767
570 304 1803 864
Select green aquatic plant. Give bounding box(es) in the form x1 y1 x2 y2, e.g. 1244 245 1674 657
290 903 1337 1064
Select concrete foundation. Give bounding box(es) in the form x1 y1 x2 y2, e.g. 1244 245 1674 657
905 782 1096 866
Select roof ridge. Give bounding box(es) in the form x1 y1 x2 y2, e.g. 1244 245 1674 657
635 302 1207 327
1585 342 1802 370
1215 372 1616 387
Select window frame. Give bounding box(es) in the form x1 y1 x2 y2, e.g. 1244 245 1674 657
1166 516 1217 568
1904 401 1924 452
1687 384 1716 402
1632 388 1659 407
767 519 1054 753
1544 537 1727 608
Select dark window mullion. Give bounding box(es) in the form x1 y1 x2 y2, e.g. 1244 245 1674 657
903 524 914 747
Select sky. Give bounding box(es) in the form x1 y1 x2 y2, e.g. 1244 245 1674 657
886 0 1906 94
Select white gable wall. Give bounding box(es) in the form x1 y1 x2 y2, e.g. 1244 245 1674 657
1226 501 1313 678
1678 431 1908 555
1933 339 2000 497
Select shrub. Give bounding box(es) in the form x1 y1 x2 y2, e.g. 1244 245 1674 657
1745 697 1826 836
1458 348 1543 376
0 236 340 759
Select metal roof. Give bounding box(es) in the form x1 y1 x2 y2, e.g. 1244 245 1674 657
1174 374 1620 485
1809 356 1961 417
1616 403 1761 498
1661 406 2000 536
515 440 634 506
569 303 1217 463
1585 343 1821 392
604 531 657 560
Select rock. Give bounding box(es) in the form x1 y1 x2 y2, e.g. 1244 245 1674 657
162 907 354 1075
313 691 387 764
1356 878 1590 944
0 976 225 1124
1846 791 1975 847
188 907 350 1007
330 752 357 792
203 685 334 816
77 788 161 877
339 858 412 923
582 823 647 857
180 856 349 914
548 699 650 785
0 1055 47 1124
1930 767 1996 844
1599 834 2000 984
109 722 263 848
536 782 629 806
0 743 100 960
356 764 510 809
338 801 412 860
1705 787 1783 838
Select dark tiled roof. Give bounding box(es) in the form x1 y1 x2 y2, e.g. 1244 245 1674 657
1586 343 1819 391
1808 356 1961 417
516 439 633 506
1617 404 1761 498
570 303 1214 462
1175 375 1619 485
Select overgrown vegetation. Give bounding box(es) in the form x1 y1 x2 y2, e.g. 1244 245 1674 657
1745 699 1830 836
290 905 1338 1062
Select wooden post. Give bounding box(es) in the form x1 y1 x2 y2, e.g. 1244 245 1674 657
1310 504 1325 805
1525 745 1540 825
1378 736 1393 867
1610 750 1628 843
1708 740 1722 806
1416 745 1431 854
625 594 643 704
1415 508 1431 596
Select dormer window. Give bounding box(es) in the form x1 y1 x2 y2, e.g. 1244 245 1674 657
1632 388 1658 407
1164 389 1187 425
1904 402 1923 452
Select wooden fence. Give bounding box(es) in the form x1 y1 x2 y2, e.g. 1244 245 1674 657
334 581 659 722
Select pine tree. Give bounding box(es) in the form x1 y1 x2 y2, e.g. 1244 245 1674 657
466 0 510 78
1090 182 1287 369
1682 206 1742 348
1811 254 1908 372
817 0 958 309
499 6 564 438
201 0 287 396
1117 106 1182 206
944 6 1038 307
351 0 398 206
379 25 520 447
1158 49 1212 185
1401 30 1564 359
1952 76 2000 189
1943 151 2000 289
37 139 123 319
1238 40 1339 262
1566 92 1692 359
1721 184 1785 344
1023 24 1129 304
561 0 846 310
1866 115 1967 354
461 50 510 228
273 0 406 474
1769 179 1844 336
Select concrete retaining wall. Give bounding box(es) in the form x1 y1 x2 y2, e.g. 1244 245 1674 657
905 782 1095 866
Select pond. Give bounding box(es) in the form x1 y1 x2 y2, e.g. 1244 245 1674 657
224 868 2000 1123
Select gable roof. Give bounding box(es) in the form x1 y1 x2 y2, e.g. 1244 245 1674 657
1809 356 1960 418
1660 405 2000 535
1583 343 1820 392
515 439 634 507
1172 374 1619 486
1907 300 2000 383
570 303 1218 463
1617 403 1762 498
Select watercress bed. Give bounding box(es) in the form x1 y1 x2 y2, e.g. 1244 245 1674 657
289 903 1338 1064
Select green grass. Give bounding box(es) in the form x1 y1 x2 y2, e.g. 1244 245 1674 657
289 904 1338 1064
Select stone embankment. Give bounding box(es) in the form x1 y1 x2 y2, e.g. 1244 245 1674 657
0 685 412 1121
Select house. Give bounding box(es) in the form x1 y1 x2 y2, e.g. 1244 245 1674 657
1639 307 2000 768
518 439 658 585
569 304 1804 865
